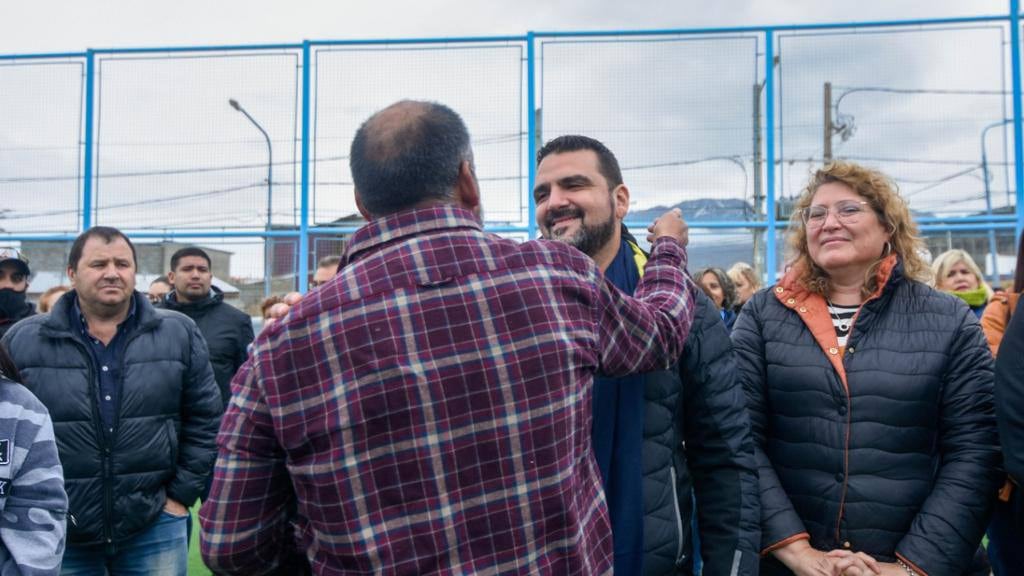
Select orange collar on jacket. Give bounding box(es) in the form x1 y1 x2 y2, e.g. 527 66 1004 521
772 254 899 391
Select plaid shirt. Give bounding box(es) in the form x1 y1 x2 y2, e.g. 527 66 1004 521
200 206 696 575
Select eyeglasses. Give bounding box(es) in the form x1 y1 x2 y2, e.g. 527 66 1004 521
801 200 870 229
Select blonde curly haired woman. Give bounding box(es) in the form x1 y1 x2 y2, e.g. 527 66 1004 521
733 161 999 575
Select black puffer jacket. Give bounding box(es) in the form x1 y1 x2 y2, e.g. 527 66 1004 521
1 290 222 545
619 227 760 576
642 290 761 575
733 258 1001 575
161 286 253 404
996 297 1024 482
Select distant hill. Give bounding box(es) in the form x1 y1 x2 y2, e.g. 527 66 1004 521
627 198 757 223
625 198 757 225
626 197 937 226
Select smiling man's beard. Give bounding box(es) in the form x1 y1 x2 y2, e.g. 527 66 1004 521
543 204 618 259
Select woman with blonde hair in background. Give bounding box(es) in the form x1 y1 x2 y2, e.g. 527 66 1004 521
728 262 762 312
732 161 999 575
932 249 992 318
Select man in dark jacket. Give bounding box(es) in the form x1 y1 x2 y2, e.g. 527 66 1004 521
161 246 254 405
0 247 35 339
535 135 760 575
2 226 222 576
994 297 1024 574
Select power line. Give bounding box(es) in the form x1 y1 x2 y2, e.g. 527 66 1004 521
0 131 526 153
0 131 528 183
903 166 980 198
3 182 263 220
0 157 340 184
6 171 530 221
926 193 988 207
4 150 757 186
782 155 1012 167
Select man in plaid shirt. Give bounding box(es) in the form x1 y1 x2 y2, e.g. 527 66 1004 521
200 100 697 575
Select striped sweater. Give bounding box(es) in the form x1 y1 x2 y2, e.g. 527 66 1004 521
0 377 67 575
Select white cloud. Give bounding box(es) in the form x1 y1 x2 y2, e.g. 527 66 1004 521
0 0 1010 54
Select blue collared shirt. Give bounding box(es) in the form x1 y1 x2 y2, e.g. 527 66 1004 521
69 296 138 432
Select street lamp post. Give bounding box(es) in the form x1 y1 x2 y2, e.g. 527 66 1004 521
753 81 765 277
981 118 1011 285
229 99 273 297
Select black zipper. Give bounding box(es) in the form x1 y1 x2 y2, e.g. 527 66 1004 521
670 466 686 563
102 325 152 542
60 332 113 543
834 325 864 546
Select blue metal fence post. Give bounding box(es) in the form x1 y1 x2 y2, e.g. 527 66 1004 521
1012 0 1024 242
527 32 538 239
764 29 778 283
82 49 96 231
298 40 312 293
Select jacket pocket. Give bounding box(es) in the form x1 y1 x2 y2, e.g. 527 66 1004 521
164 419 179 464
670 466 686 564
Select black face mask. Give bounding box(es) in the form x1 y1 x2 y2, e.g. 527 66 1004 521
0 288 28 320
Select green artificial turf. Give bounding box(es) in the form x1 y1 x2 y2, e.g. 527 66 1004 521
188 502 212 575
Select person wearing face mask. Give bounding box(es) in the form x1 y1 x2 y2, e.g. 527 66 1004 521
0 248 35 339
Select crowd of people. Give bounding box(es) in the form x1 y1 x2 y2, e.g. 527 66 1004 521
0 100 1019 575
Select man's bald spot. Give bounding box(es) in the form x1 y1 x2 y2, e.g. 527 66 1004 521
359 100 435 163
350 100 471 216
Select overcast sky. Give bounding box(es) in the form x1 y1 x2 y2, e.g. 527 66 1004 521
0 0 1012 54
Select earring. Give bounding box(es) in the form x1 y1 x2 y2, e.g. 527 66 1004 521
882 241 892 257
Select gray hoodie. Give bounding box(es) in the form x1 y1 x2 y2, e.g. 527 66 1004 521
0 377 67 575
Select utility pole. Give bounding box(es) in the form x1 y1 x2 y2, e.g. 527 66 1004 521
824 81 833 163
534 108 543 154
752 82 765 275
